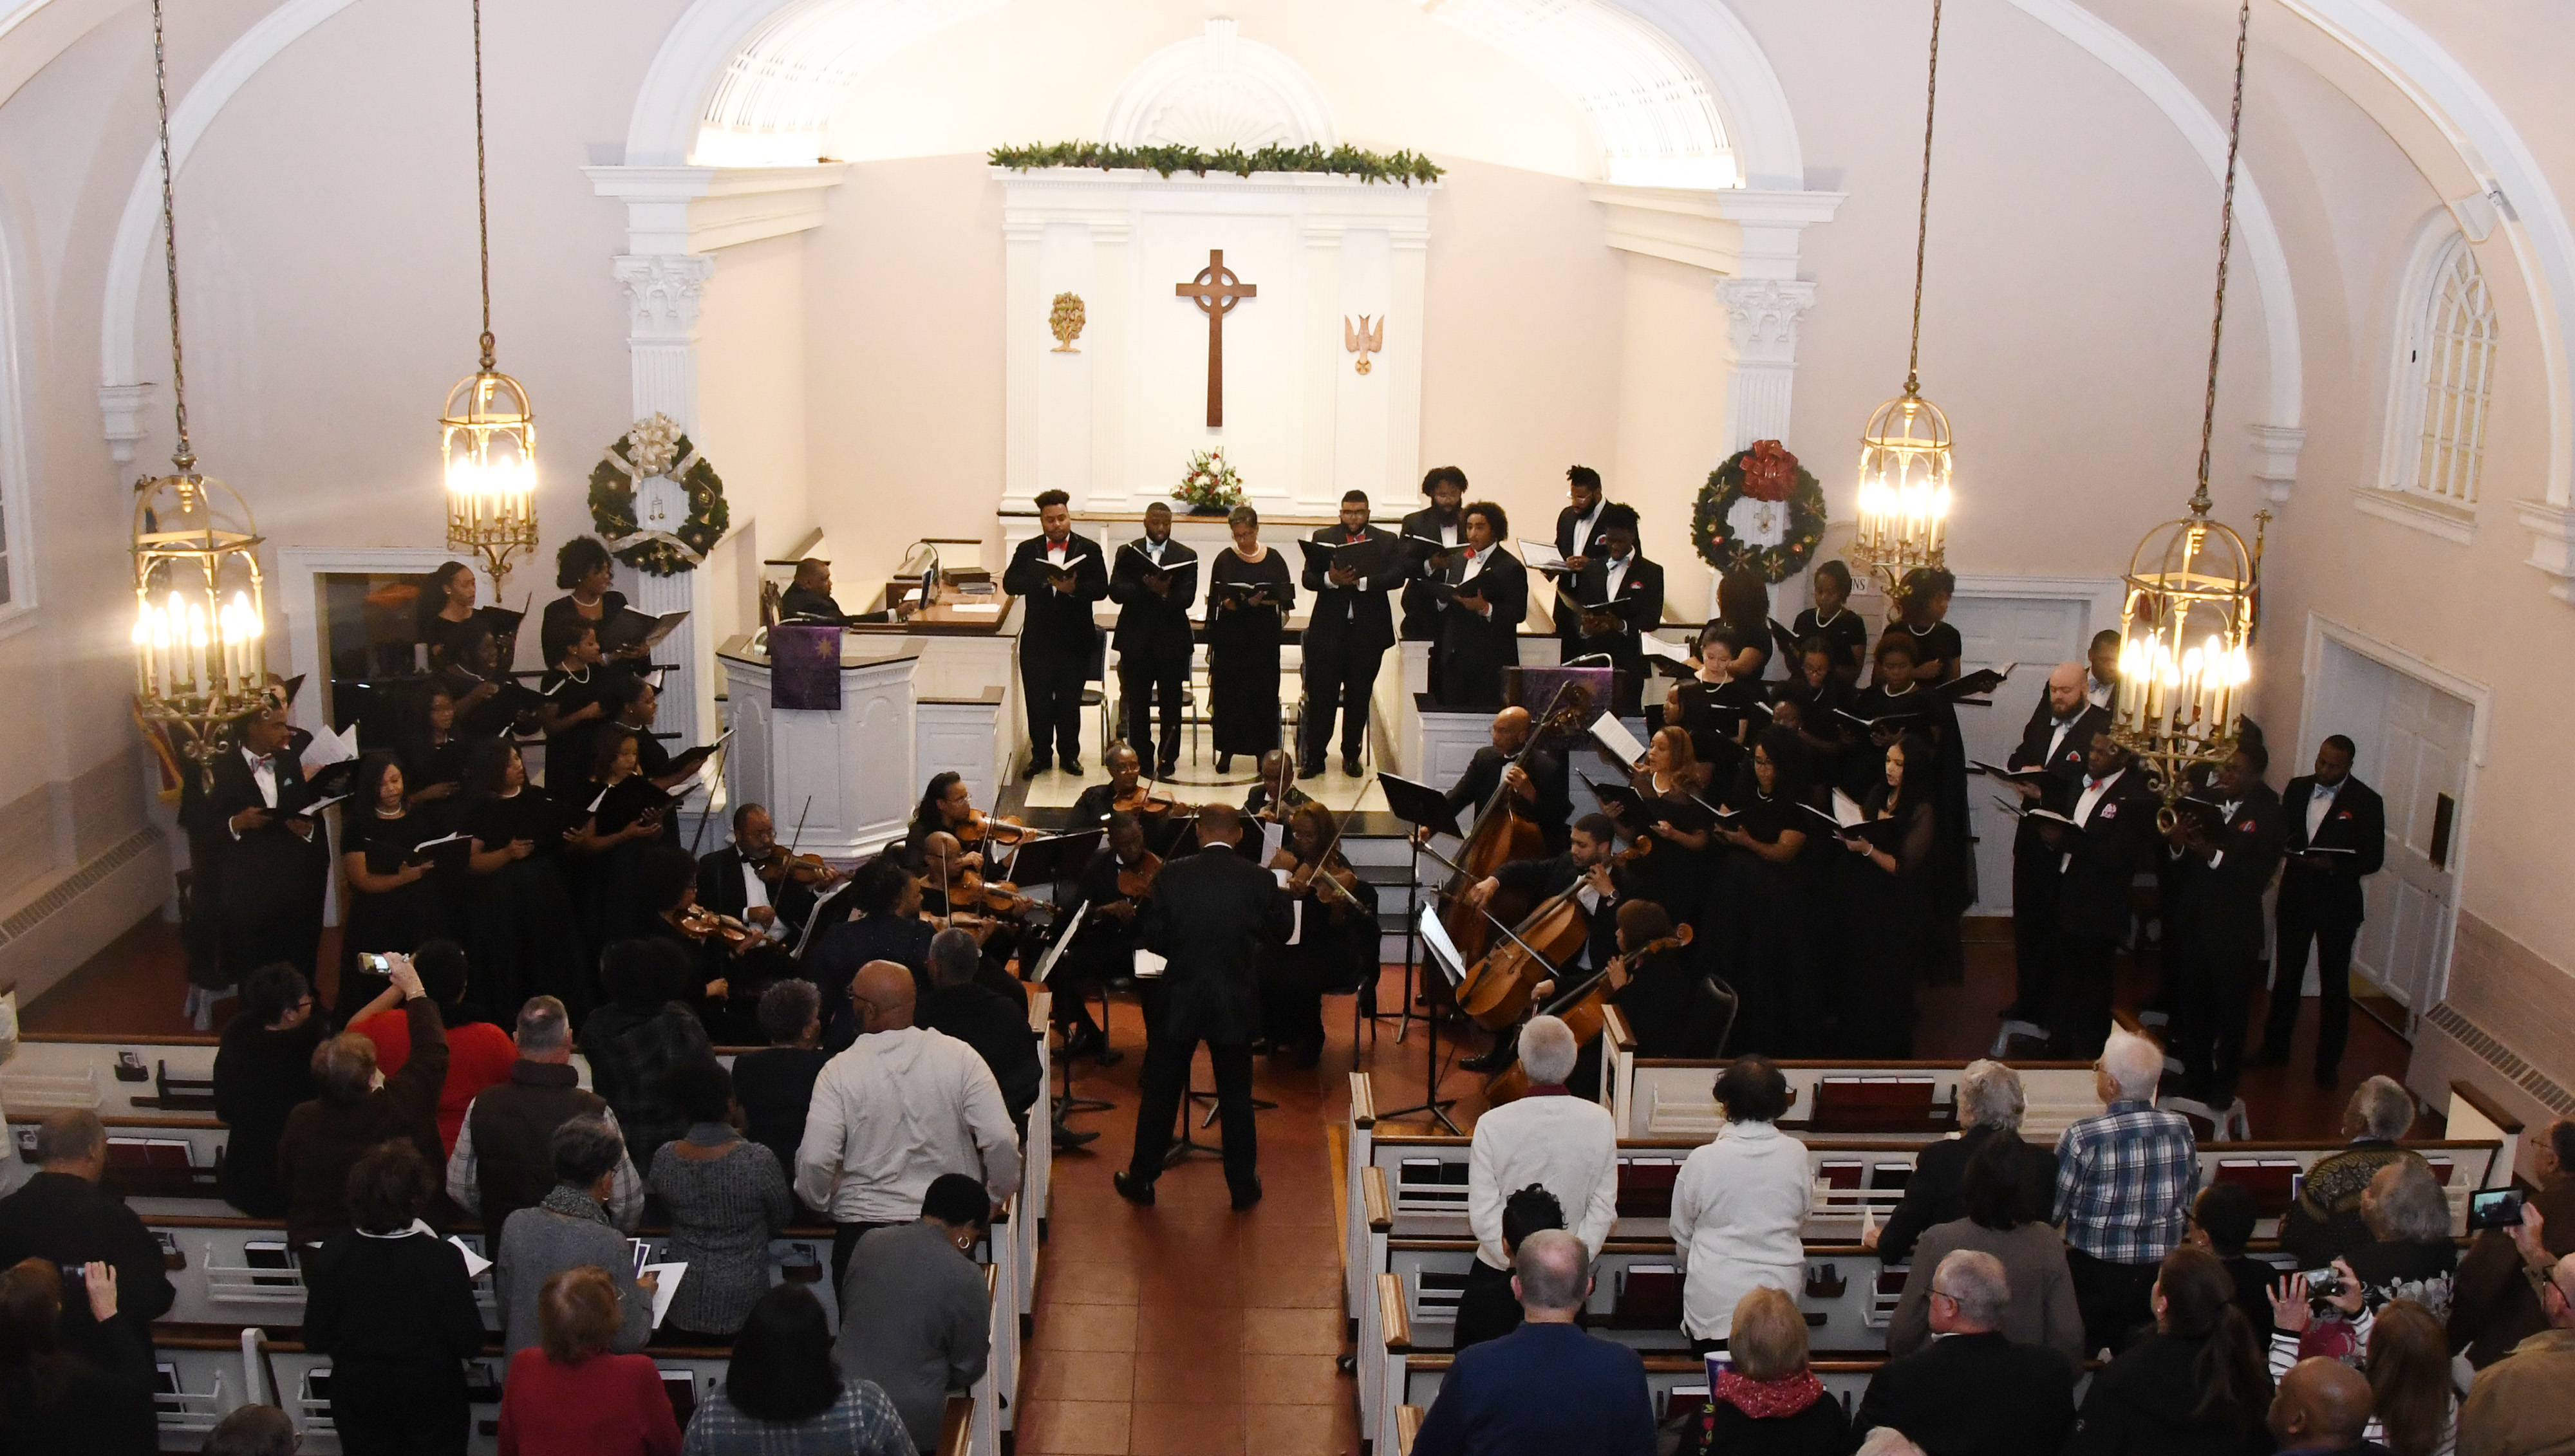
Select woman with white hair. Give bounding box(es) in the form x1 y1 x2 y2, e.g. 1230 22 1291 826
2281 1074 2425 1269
1872 1059 2059 1265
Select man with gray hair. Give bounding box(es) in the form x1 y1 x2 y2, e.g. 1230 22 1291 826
2460 1246 2575 1454
1456 1016 1619 1351
1853 1248 2078 1456
1875 1059 2059 1265
0 1108 176 1370
2054 1027 2199 1354
915 925 1044 1125
1412 1227 1654 1456
445 994 642 1233
2280 1074 2426 1269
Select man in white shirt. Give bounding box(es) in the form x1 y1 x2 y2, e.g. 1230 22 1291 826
1456 1016 1620 1351
798 959 1022 1289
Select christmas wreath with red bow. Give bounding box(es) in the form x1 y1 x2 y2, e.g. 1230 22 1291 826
1691 439 1828 584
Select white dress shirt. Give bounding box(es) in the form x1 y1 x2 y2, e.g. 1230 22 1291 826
1667 1119 1813 1340
2045 713 2079 767
1600 554 1634 620
2305 778 2340 842
227 745 283 840
794 1026 1022 1223
1454 545 1495 617
1567 503 1602 559
2086 673 2115 709
1466 1091 1620 1270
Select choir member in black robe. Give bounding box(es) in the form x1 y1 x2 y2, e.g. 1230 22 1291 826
394 684 468 832
1397 467 1468 660
1432 501 1527 711
542 536 649 669
1777 639 1857 785
1707 727 1813 1056
602 677 716 845
1560 505 1663 717
776 557 847 621
1109 503 1199 778
1660 621 1764 769
1257 803 1377 1067
2000 663 2112 1026
534 615 616 805
1840 633 1935 799
1203 505 1296 771
563 727 670 957
458 739 587 1023
419 560 480 672
1887 565 1962 687
334 751 454 1018
177 700 331 990
1611 727 1714 933
1298 491 1398 778
1792 559 1869 684
1831 730 1939 1057
1000 489 1110 776
434 621 527 742
1709 570 1775 682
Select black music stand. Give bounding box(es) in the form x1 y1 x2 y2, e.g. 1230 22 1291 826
1376 772 1461 1045
1029 906 1110 1151
1372 901 1466 1133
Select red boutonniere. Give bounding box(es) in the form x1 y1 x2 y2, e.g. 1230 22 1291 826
2237 819 2258 833
2100 803 2119 819
1739 439 1799 503
2336 810 2354 820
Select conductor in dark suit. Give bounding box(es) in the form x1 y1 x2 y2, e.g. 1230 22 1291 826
2001 663 2112 1029
1298 490 1398 779
1435 501 1528 711
2036 727 2154 1058
1002 489 1110 776
2162 743 2285 1107
1558 505 1662 716
695 802 821 946
1114 804 1288 1210
178 700 332 988
2252 734 2386 1084
1107 501 1199 778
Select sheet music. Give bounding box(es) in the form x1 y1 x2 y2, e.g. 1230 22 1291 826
1028 903 1087 985
1830 787 1868 828
1132 948 1167 980
299 722 360 777
1259 819 1286 863
1515 537 1568 573
447 1235 492 1280
1637 633 1693 664
1416 902 1468 985
1589 712 1649 766
641 1263 687 1328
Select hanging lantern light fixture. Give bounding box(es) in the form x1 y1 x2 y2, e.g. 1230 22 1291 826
1850 0 1955 592
131 0 270 776
2109 0 2270 811
440 0 538 592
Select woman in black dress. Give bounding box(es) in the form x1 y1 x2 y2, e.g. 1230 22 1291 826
1831 729 1938 1057
564 727 670 961
1708 726 1812 1056
1710 570 1774 682
1204 504 1295 772
459 739 590 1023
1890 565 1962 687
396 685 469 825
541 536 651 668
534 613 617 802
1612 726 1714 933
336 751 453 1018
1662 621 1766 767
420 560 479 672
435 621 526 742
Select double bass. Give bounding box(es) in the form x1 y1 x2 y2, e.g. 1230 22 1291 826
1435 685 1586 968
1484 925 1692 1105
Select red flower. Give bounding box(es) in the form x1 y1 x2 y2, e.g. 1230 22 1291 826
1739 439 1799 502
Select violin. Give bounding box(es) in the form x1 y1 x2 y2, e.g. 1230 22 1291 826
957 810 1032 848
1485 926 1694 1105
1114 850 1165 901
948 869 1040 920
1110 782 1179 819
676 906 759 949
750 844 840 888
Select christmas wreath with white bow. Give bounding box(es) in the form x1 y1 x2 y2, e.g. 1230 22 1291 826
1691 439 1827 584
587 413 729 576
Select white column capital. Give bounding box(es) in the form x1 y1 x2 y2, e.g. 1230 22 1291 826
2516 499 2575 604
98 384 156 466
613 253 715 341
2248 424 2307 503
1717 277 1817 366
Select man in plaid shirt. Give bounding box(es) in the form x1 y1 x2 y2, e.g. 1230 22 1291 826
2055 1027 2200 1354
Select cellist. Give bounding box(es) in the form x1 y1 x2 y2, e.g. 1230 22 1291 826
1427 706 1572 852
1452 814 1631 1073
1556 900 1721 1098
1259 802 1377 1069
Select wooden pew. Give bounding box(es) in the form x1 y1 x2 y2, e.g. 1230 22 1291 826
1607 1048 2108 1143
1381 1237 1891 1355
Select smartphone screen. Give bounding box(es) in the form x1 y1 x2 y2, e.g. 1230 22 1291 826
2469 1188 2525 1231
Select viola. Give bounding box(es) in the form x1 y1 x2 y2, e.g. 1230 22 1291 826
1484 926 1694 1105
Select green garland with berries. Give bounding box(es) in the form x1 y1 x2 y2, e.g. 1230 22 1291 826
990 140 1443 186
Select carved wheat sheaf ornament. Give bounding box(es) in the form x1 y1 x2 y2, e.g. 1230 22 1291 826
1345 313 1383 375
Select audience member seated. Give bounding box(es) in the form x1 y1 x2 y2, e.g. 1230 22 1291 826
2459 1250 2575 1456
1458 1016 1616 1352
496 1116 655 1358
833 1173 994 1455
447 994 644 1234
797 960 1021 1291
913 926 1042 1126
495 1265 681 1456
650 1060 794 1343
2282 1076 2426 1271
1412 1228 1654 1456
1669 1056 1810 1355
350 939 517 1156
212 962 326 1217
680 1285 913 1455
0 1255 154 1456
1857 1249 2078 1456
300 1141 487 1455
2344 1159 2458 1320
278 955 450 1248
1682 1285 1848 1456
1889 1135 2084 1365
2065 1246 2272 1455
201 1404 297 1456
2054 1027 2199 1355
581 938 717 1167
733 980 830 1215
2267 1293 2453 1456
2267 1358 2392 1456
0 1110 174 1376
2193 1182 2280 1340
2452 1119 2575 1367
1872 1059 2057 1265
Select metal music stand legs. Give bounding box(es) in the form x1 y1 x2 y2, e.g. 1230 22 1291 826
1164 1053 1277 1168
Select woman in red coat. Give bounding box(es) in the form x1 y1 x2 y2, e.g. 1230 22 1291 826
496 1265 680 1456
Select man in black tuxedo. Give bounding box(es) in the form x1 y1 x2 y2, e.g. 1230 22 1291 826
1434 501 1528 711
1851 1249 2077 1456
1398 467 1468 646
1558 504 1663 717
177 702 331 988
1298 490 1398 778
2001 662 2112 1032
1452 814 1629 1073
2252 734 2387 1085
1434 706 1573 854
1114 805 1288 1210
2035 726 2154 1058
1547 464 1607 644
696 802 823 949
2162 743 2286 1107
1002 489 1110 776
1107 501 1198 778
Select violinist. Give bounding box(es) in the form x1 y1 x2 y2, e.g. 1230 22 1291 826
1063 810 1159 1063
1259 803 1377 1069
1434 706 1571 853
1069 743 1159 826
1242 749 1314 825
1561 901 1722 1096
695 803 827 946
902 771 1022 874
1452 814 1628 1074
919 830 1036 1007
633 841 765 1040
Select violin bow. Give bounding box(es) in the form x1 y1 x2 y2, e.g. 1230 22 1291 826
1411 837 1564 968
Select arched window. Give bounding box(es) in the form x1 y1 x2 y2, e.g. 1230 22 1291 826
2382 229 2496 508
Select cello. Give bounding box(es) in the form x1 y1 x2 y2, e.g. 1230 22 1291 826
1484 925 1692 1105
1445 840 1651 1032
1434 684 1586 968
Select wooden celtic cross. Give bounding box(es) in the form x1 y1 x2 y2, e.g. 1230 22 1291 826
1175 248 1258 427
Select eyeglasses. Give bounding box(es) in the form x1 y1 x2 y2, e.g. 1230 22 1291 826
1928 1287 1962 1305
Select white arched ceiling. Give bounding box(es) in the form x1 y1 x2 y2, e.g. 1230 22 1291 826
691 0 1002 169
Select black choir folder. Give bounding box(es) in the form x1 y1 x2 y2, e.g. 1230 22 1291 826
598 608 690 654
1295 536 1398 581
1801 789 1909 848
1210 579 1283 610
1971 759 2055 787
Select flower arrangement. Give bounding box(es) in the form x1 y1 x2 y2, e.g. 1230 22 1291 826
1174 448 1246 514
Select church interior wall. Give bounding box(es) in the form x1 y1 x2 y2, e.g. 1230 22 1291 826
693 230 812 576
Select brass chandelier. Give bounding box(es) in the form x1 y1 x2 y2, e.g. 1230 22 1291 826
1850 0 1954 590
131 0 270 776
2108 0 2269 807
440 0 538 592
